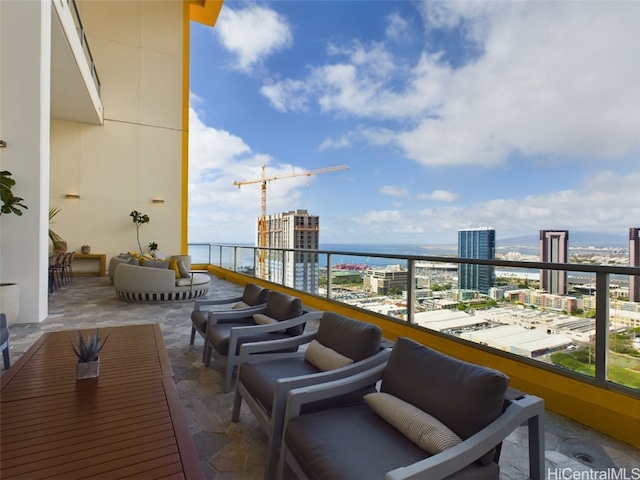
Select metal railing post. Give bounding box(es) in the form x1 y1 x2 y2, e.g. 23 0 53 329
327 253 333 300
594 271 610 387
407 258 416 324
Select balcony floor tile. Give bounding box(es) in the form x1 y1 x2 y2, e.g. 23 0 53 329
2 275 639 478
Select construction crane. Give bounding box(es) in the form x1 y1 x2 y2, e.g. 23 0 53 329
233 164 349 278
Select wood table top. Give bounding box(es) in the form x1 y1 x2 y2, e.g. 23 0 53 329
0 324 204 480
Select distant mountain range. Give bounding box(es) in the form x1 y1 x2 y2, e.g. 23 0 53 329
499 232 629 247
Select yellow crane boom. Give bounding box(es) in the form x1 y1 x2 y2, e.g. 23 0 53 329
233 164 349 278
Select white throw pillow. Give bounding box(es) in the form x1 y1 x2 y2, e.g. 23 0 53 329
365 392 462 455
253 313 278 325
304 339 354 371
253 313 285 333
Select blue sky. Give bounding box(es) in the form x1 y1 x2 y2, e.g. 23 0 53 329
187 0 640 246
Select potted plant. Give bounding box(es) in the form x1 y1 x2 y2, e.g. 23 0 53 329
71 329 109 380
0 170 28 216
130 210 150 254
0 171 27 325
148 241 158 253
49 207 67 253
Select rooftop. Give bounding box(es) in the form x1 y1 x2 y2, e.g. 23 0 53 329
3 275 639 478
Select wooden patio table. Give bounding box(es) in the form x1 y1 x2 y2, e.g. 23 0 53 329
0 324 204 480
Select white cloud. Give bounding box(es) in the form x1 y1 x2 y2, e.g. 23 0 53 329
330 171 640 244
215 4 292 73
379 185 409 198
257 1 640 168
188 103 320 243
417 190 459 202
385 12 409 41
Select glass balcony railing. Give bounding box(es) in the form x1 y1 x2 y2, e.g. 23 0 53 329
189 242 640 395
67 0 101 95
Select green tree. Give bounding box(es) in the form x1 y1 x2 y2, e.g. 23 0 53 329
130 210 150 254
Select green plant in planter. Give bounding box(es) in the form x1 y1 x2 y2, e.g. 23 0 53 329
130 210 150 254
70 329 110 363
0 171 28 216
148 241 158 252
48 207 67 252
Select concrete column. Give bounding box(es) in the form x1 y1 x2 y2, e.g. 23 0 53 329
0 0 51 323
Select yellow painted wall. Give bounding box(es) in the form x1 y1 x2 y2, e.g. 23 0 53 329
49 0 185 260
207 265 640 449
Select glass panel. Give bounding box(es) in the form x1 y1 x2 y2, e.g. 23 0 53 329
609 274 640 390
188 244 211 265
194 243 639 393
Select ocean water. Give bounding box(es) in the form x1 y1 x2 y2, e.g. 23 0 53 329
188 243 460 268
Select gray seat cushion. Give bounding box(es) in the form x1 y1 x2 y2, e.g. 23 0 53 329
193 301 241 334
285 403 499 480
191 284 268 335
381 337 509 442
207 322 294 356
240 357 320 411
315 311 382 361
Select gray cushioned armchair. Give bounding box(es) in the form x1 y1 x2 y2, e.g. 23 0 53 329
204 290 322 393
280 337 545 480
232 311 392 479
190 282 269 361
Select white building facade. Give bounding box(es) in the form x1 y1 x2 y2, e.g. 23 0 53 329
261 209 319 293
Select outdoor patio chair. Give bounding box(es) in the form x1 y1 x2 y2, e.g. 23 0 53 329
204 290 322 392
1 313 10 370
190 282 269 361
231 311 392 479
279 337 545 480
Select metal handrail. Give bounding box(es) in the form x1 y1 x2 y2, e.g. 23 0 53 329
67 0 101 95
189 242 640 395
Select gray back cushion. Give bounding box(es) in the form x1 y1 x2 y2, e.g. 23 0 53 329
265 291 302 320
242 283 269 306
315 312 382 362
381 337 509 440
265 291 304 336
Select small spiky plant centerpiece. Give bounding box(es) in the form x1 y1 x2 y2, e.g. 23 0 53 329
71 329 110 380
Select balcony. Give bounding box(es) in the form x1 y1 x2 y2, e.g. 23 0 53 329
51 0 103 125
190 243 640 451
3 272 639 478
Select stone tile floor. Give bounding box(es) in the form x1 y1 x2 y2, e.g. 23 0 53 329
2 275 639 479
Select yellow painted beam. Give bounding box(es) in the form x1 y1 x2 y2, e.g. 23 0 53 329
189 0 223 26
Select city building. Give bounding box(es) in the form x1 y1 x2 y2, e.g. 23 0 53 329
260 209 319 293
630 228 640 303
540 230 569 295
457 227 496 294
363 266 409 295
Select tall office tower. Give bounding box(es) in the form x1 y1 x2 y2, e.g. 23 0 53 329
540 230 569 295
630 228 640 303
458 227 496 295
260 210 320 293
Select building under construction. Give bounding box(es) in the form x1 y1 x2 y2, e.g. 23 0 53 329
259 209 320 293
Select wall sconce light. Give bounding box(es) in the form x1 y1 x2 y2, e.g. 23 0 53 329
0 140 7 148
152 199 164 204
65 194 80 199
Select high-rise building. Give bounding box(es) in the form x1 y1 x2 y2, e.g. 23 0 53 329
260 209 319 293
540 230 569 295
630 228 640 303
458 227 496 295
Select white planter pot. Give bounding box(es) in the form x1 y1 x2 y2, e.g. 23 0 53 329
0 283 19 326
